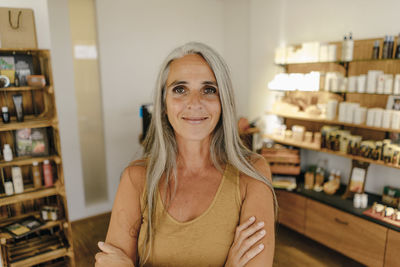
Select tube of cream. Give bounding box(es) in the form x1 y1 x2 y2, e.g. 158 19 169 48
12 94 24 122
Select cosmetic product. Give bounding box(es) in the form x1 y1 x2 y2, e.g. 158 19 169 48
367 70 383 94
357 75 366 93
366 108 375 126
395 34 400 59
4 176 14 195
341 35 347 61
372 40 380 59
391 111 400 129
345 32 354 61
41 206 49 220
304 131 312 143
328 44 337 61
388 36 394 59
14 72 19 87
373 108 384 128
353 193 361 208
3 144 13 162
360 194 368 208
354 107 367 124
43 160 53 187
11 166 24 194
2 106 10 123
347 76 357 92
382 110 393 128
384 74 393 94
394 74 400 95
12 94 24 122
382 35 389 59
326 99 338 120
32 161 42 188
376 74 385 94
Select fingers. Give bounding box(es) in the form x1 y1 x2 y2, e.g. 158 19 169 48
234 216 255 242
238 228 266 256
239 243 265 266
98 241 121 254
236 220 265 248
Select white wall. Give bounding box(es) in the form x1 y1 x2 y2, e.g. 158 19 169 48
95 0 252 204
250 0 400 194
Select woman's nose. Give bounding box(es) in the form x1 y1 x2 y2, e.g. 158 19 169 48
187 91 202 109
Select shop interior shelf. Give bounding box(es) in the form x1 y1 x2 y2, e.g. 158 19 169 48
9 247 70 267
0 117 55 132
275 58 400 66
0 86 50 92
264 134 400 170
0 220 64 240
0 155 61 168
267 111 400 133
0 186 60 207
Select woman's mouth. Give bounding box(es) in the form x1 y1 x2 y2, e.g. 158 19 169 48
182 116 209 124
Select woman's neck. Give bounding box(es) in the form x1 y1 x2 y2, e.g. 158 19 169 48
175 135 213 172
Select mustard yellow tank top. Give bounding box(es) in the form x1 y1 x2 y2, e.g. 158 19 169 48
137 163 242 267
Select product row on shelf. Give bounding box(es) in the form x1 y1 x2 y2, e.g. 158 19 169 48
274 33 400 64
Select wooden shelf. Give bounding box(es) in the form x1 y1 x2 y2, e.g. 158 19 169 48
0 220 64 240
267 111 400 133
9 247 69 267
0 48 48 53
0 186 60 207
0 86 51 92
0 155 61 168
0 117 55 132
265 134 400 170
276 58 400 66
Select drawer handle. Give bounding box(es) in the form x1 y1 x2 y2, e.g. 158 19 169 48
334 218 349 225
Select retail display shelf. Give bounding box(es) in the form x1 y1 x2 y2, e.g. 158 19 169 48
0 86 50 92
0 220 63 240
0 186 60 207
277 186 400 232
0 155 61 168
9 247 69 267
0 117 55 132
265 134 400 170
275 58 400 67
267 111 400 133
0 48 48 53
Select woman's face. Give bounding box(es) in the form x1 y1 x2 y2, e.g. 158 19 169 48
165 54 221 142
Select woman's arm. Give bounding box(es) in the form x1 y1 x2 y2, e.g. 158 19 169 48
95 164 145 266
239 157 275 266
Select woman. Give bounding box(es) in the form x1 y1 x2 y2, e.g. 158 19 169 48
95 42 277 266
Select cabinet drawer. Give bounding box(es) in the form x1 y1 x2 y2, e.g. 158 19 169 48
385 229 400 267
305 199 387 267
276 190 306 234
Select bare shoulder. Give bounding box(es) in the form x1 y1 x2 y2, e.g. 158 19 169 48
239 155 272 201
124 159 147 197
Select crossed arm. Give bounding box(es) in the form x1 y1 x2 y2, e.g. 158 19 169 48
95 158 275 266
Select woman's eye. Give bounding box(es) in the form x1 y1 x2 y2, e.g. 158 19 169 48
204 87 217 94
172 86 186 94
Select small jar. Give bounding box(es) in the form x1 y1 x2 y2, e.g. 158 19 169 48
353 193 361 208
360 193 368 208
1 106 10 123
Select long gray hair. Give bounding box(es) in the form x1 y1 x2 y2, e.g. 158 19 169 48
137 42 277 265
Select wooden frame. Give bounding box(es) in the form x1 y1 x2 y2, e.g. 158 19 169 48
342 160 370 199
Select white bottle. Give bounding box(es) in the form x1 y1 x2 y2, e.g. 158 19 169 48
4 177 14 195
346 32 354 61
341 35 347 61
11 166 24 194
3 144 13 162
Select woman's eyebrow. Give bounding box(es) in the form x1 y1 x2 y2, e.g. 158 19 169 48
167 80 187 87
202 81 218 86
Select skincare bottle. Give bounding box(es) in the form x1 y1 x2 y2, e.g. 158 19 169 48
345 32 354 61
3 144 13 162
2 106 10 123
32 161 42 188
12 94 24 122
341 35 347 61
11 166 24 194
4 176 14 195
372 40 380 59
382 35 389 59
395 34 400 59
388 36 394 59
43 160 53 187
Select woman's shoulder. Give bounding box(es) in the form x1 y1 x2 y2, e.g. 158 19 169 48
122 159 147 197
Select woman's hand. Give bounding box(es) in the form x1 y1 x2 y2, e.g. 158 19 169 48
95 241 135 267
224 216 266 267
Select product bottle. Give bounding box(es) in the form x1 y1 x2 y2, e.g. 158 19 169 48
388 36 394 59
11 166 24 194
32 161 42 188
395 34 400 59
4 176 14 195
341 35 347 61
3 144 13 162
382 35 389 59
328 170 336 181
345 32 354 61
2 106 10 123
43 160 53 187
372 40 380 59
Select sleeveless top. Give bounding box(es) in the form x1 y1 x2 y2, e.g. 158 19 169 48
137 163 242 267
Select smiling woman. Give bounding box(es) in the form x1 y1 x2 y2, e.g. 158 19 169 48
95 42 277 267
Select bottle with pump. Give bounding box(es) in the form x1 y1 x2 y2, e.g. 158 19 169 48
341 35 347 61
346 32 354 61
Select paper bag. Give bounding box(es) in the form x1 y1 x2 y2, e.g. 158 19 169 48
0 8 38 49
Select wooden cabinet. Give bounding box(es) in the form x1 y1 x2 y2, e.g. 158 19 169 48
276 190 306 234
385 229 400 267
305 199 387 267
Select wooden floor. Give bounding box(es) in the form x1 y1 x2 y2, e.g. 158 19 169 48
71 213 364 267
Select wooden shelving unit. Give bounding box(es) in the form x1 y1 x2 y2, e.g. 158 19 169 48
0 48 74 266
